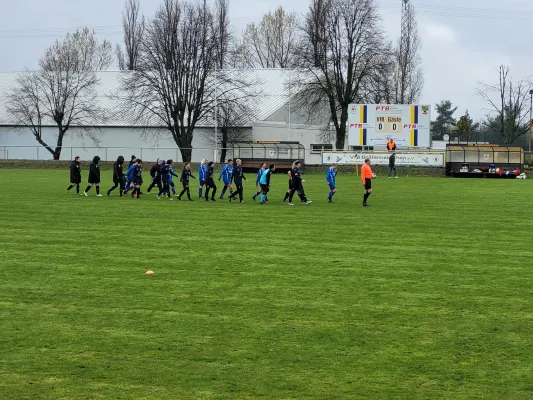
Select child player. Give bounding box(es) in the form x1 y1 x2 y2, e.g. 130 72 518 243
131 159 143 199
204 161 217 201
283 161 295 203
107 155 125 197
198 159 207 199
157 160 173 200
177 162 196 200
252 162 268 201
146 159 163 194
288 160 311 206
84 156 103 197
228 159 247 203
66 156 82 195
218 159 233 199
326 163 337 203
259 164 275 205
167 159 179 196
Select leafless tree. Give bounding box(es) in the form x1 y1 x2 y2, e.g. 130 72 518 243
116 0 145 70
477 65 532 144
239 7 299 68
7 28 111 160
294 0 388 150
123 0 226 162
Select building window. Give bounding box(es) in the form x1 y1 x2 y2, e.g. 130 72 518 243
349 146 373 151
311 144 333 154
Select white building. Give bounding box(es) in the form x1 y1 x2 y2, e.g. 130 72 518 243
0 70 335 164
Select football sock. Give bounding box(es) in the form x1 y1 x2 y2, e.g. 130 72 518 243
260 194 266 203
85 185 92 193
283 192 289 201
76 185 80 194
67 185 74 191
171 186 176 195
96 187 100 195
198 188 203 198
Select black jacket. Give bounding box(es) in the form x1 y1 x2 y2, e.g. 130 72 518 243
232 166 246 185
150 164 160 179
88 156 101 184
389 154 396 168
291 167 302 183
113 156 124 182
205 165 215 184
70 160 81 183
180 168 196 185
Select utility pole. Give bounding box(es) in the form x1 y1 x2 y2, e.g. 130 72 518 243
399 0 410 104
529 89 533 164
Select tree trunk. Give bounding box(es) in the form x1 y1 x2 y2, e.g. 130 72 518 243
54 128 66 160
336 108 348 150
219 128 228 163
179 147 192 162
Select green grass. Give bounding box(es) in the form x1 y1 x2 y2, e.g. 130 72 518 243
1 169 533 400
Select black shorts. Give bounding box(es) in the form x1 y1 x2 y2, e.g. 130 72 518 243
260 184 269 193
364 178 372 190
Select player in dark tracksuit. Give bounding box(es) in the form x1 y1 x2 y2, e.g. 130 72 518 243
66 156 82 194
84 156 102 197
228 159 247 203
283 162 296 203
131 159 143 198
177 162 196 200
147 159 163 194
107 155 125 197
157 161 174 200
288 160 312 206
204 161 217 201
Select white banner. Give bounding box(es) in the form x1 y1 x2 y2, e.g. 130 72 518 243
322 152 445 167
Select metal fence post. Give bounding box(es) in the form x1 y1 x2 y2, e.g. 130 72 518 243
37 146 39 160
105 147 108 162
70 147 73 161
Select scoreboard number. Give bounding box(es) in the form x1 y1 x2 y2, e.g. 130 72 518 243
375 116 402 133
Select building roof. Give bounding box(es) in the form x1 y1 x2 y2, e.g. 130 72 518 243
0 69 297 128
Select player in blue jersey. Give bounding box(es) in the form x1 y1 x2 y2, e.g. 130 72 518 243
259 164 275 205
218 159 233 199
167 160 179 196
198 159 207 199
252 162 268 201
326 163 337 203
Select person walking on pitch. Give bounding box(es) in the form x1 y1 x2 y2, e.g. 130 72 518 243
130 159 143 198
218 159 233 199
204 161 217 201
228 159 247 203
259 164 275 205
388 152 398 178
198 159 207 199
84 156 102 197
326 163 337 203
178 162 196 200
66 156 82 195
288 160 311 206
361 158 375 206
107 156 125 197
252 162 268 201
158 160 173 200
146 159 163 194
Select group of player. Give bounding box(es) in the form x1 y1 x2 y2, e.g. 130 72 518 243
65 155 365 205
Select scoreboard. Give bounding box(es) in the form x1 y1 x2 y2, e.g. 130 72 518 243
348 104 431 148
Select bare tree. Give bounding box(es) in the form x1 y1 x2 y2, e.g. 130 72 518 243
295 0 388 150
239 7 299 68
7 28 112 160
123 0 223 162
477 65 532 144
116 0 145 70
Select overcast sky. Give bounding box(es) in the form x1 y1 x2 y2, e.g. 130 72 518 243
1 0 532 121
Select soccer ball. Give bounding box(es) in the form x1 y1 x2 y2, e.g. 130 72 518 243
372 173 377 179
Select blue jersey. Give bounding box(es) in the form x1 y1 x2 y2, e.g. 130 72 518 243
259 168 271 186
219 164 233 183
326 167 337 184
126 163 136 181
168 166 177 183
256 167 266 186
198 164 207 181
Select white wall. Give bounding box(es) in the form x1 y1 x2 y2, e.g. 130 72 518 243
252 122 335 165
0 126 226 162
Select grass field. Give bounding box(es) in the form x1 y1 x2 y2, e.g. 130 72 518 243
1 168 533 400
